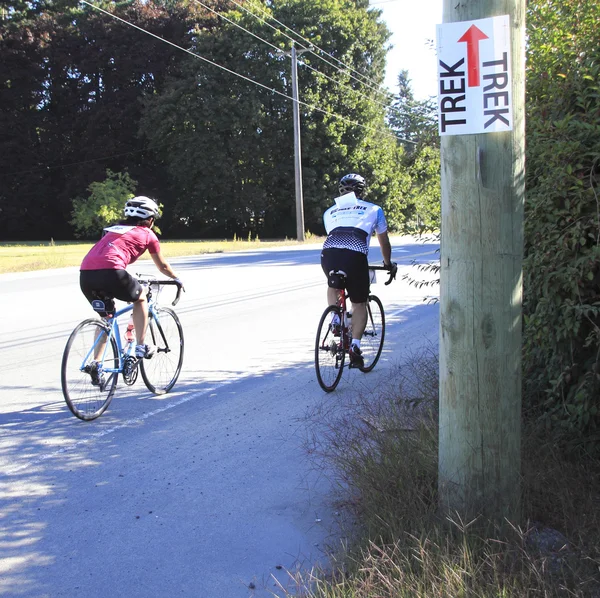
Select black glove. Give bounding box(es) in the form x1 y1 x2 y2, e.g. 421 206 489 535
385 261 398 280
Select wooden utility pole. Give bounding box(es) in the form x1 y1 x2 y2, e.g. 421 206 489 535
437 0 526 521
290 44 311 242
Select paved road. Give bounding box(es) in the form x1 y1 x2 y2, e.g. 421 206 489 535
0 236 439 597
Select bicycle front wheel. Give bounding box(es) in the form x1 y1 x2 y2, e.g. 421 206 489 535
61 319 118 421
140 307 184 394
315 305 345 392
360 295 385 372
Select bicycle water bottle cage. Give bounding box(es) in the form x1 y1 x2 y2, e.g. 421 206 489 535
327 270 347 290
90 292 116 318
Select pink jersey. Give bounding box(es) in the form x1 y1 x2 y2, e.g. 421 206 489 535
81 225 160 271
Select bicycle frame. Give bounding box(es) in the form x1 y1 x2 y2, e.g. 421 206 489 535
79 303 135 377
81 276 184 376
331 265 394 355
334 289 352 350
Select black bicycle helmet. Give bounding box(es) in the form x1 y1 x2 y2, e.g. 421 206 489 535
339 173 366 198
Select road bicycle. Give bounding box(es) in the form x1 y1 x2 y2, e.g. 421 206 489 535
315 265 395 392
61 278 184 421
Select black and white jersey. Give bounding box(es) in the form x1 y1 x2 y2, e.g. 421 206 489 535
322 192 388 255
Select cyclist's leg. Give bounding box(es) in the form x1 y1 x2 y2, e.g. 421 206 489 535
131 286 149 345
349 301 367 338
106 270 151 351
344 252 370 341
80 270 118 360
327 287 339 306
321 248 345 308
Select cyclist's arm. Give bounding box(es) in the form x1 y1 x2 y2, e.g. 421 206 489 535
150 250 179 279
376 231 393 267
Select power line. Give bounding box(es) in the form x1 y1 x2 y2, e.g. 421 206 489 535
5 0 417 178
226 0 392 102
191 0 280 53
223 0 426 123
191 0 417 120
80 1 411 144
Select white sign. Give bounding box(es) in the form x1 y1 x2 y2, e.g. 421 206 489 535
436 15 512 136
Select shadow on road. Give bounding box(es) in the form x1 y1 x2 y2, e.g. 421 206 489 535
0 297 438 597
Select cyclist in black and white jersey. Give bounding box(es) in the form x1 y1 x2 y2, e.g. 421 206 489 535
320 173 397 368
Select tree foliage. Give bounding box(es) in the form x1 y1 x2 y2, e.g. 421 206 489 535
0 0 411 240
0 0 211 240
140 0 408 238
71 169 137 238
523 0 600 452
388 70 440 233
404 145 440 233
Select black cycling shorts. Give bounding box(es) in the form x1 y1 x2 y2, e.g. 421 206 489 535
80 269 143 314
321 248 370 303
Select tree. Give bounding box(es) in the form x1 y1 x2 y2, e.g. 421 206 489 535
522 0 600 453
140 0 409 238
0 0 210 240
404 145 440 233
387 71 440 232
70 169 137 238
388 70 438 150
1 0 409 240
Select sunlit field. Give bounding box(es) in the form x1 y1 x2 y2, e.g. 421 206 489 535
0 237 322 274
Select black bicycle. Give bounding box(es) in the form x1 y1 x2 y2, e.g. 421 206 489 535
315 265 396 392
61 278 184 421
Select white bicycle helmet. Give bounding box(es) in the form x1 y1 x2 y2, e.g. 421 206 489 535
124 196 160 219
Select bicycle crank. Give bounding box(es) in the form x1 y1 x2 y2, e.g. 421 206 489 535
122 355 139 386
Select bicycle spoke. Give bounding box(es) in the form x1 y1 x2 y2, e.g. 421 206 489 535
140 307 184 394
359 295 385 372
61 319 118 420
315 306 345 392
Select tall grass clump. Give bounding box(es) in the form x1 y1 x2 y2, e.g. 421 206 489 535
297 347 600 598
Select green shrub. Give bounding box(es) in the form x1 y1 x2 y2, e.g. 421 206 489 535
297 350 600 598
70 169 137 238
523 0 600 453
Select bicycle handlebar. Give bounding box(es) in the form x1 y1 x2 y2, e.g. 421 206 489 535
368 263 398 286
138 278 185 306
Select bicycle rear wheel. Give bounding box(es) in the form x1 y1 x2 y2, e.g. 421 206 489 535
315 305 346 392
140 307 184 394
61 319 118 421
360 295 385 372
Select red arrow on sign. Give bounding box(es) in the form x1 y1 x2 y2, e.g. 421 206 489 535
458 25 489 87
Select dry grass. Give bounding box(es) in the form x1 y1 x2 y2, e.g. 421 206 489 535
295 347 600 598
0 237 322 274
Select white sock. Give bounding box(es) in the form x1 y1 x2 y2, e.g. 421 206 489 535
352 339 361 349
331 314 340 325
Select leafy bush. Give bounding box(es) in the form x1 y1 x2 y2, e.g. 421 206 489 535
523 0 600 452
70 169 137 239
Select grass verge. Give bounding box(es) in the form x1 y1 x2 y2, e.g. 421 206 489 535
0 237 322 274
296 347 600 597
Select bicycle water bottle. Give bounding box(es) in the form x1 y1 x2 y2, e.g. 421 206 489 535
125 316 135 343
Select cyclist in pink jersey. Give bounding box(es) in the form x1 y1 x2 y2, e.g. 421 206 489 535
80 196 181 359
